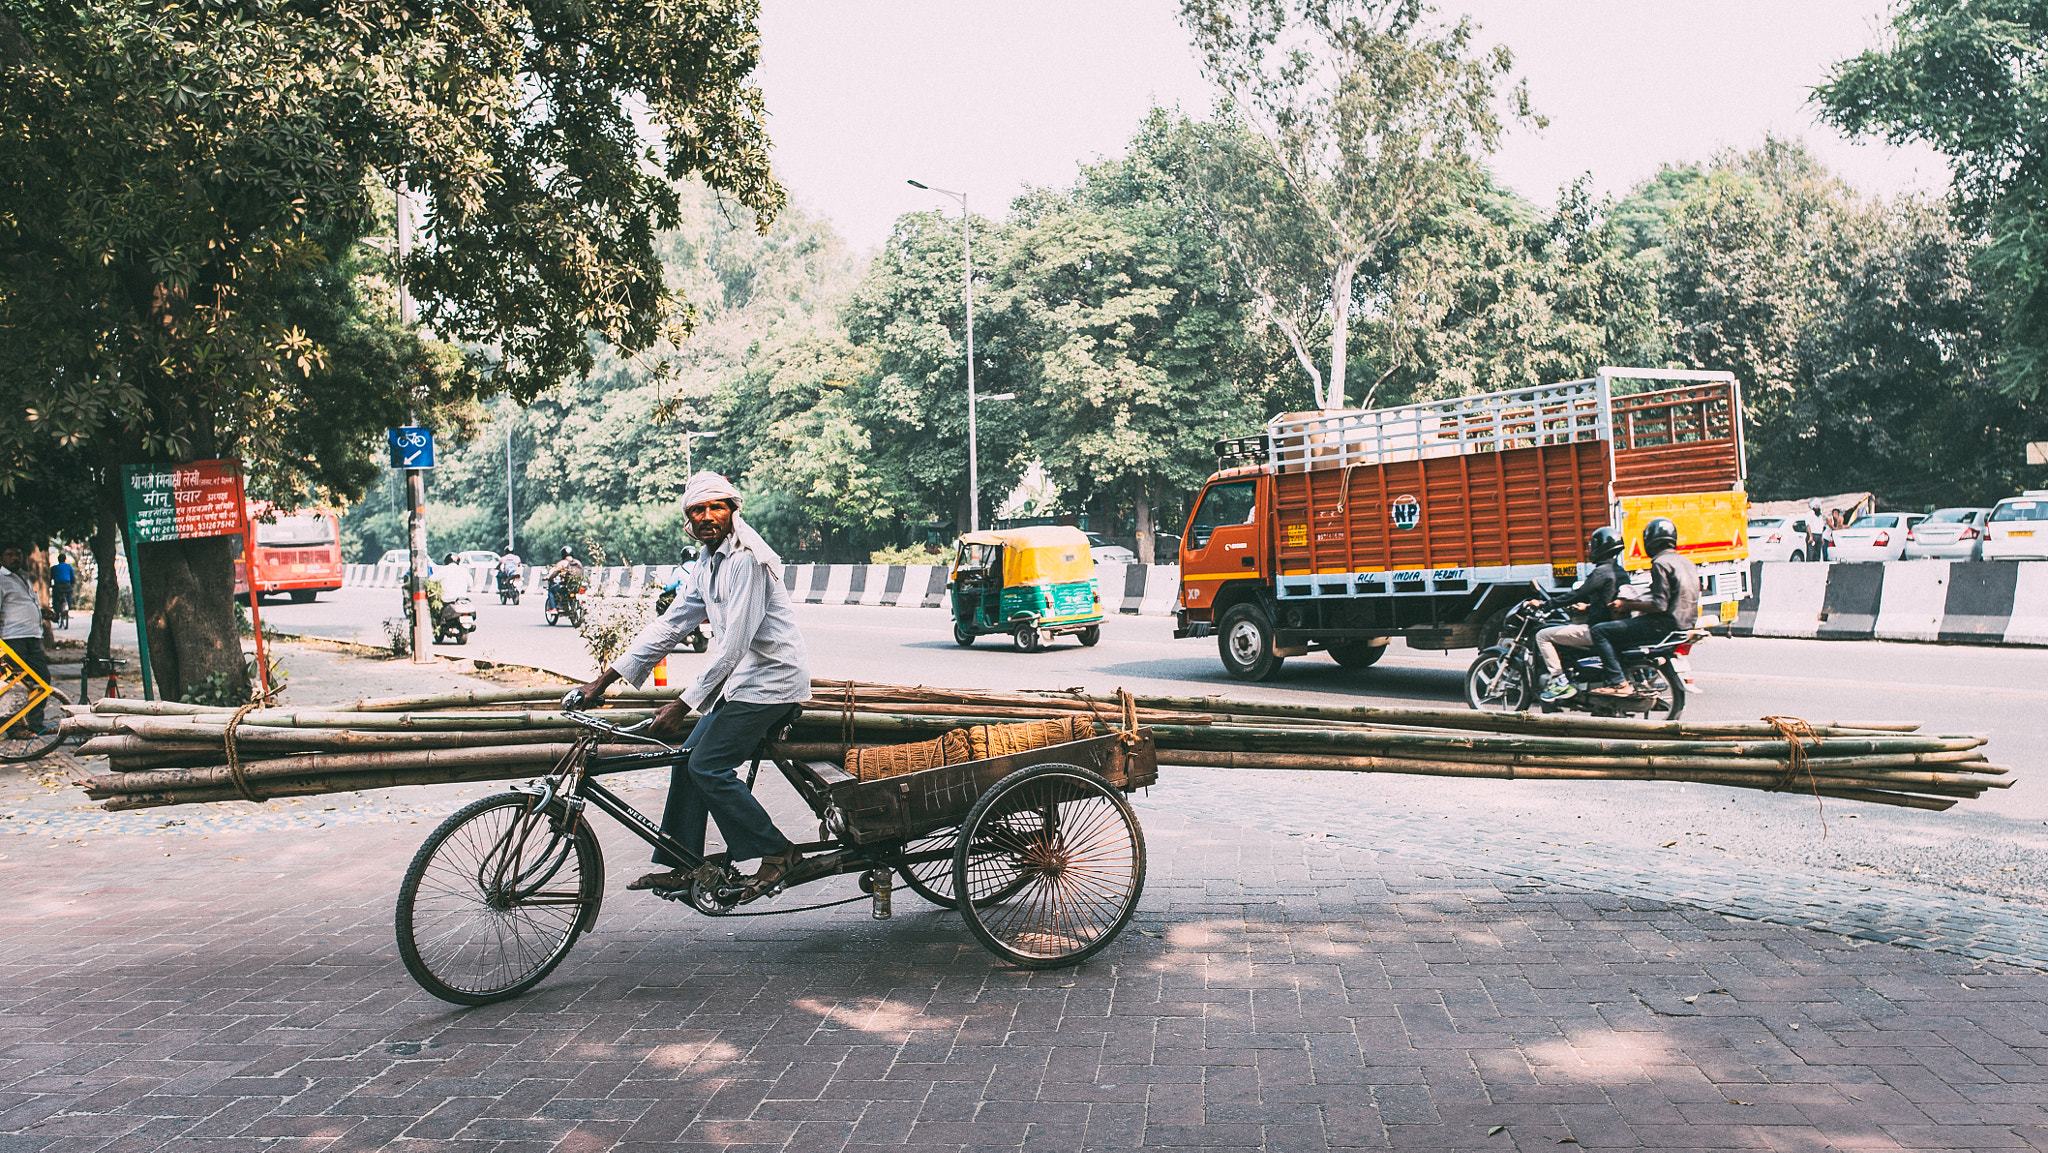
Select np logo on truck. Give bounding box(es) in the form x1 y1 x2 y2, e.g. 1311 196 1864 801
1173 367 1753 683
1390 495 1421 531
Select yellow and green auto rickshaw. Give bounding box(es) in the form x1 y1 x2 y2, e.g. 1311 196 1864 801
949 526 1104 651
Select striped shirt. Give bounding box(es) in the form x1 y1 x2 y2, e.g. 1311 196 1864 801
611 537 810 710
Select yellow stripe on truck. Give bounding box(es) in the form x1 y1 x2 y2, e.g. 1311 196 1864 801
1619 491 1750 570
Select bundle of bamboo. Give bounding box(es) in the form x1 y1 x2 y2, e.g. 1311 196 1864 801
65 680 2005 813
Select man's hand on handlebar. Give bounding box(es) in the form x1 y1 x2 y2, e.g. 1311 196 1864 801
647 698 693 737
568 668 622 711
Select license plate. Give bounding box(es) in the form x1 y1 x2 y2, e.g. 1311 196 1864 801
2012 531 2035 538
1719 600 1738 622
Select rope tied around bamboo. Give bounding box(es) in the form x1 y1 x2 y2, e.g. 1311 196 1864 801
1763 714 1827 835
223 682 286 804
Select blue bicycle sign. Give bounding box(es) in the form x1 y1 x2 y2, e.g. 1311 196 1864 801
388 427 435 468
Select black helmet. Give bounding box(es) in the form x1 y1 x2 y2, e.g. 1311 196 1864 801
1587 526 1624 563
1643 517 1679 556
560 546 574 558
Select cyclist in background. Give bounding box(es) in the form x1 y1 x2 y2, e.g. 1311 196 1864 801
48 553 75 629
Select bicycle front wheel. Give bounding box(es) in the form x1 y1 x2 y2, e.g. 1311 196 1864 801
1 685 71 763
396 792 603 1005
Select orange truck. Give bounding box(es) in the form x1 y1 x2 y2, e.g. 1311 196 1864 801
1174 368 1750 681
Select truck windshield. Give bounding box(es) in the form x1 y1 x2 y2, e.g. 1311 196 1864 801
1188 481 1257 549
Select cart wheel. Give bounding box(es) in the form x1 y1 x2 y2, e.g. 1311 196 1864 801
897 822 1036 910
953 620 976 648
896 829 963 908
953 763 1145 969
1077 625 1100 647
1012 623 1043 653
395 792 603 1005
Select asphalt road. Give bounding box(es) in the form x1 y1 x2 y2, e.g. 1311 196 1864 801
253 585 2048 914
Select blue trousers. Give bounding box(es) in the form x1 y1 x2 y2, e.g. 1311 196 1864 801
1589 614 1678 684
653 698 801 867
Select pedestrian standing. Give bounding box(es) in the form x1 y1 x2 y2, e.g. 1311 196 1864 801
0 544 56 738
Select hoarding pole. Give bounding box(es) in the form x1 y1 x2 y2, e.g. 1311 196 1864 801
230 462 270 697
397 178 433 662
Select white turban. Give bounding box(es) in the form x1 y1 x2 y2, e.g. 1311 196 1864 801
681 470 783 580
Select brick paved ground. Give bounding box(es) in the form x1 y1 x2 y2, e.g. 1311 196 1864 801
6 797 2048 1152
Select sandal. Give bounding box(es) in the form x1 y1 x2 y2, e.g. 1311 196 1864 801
742 846 803 901
627 869 691 891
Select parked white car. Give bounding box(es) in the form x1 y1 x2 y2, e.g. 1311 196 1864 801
1903 507 1991 560
1982 493 2048 561
1828 512 1925 563
1745 515 1819 562
1084 532 1139 565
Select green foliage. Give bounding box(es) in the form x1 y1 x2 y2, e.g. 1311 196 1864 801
1179 0 1538 408
1816 0 2048 399
576 597 653 672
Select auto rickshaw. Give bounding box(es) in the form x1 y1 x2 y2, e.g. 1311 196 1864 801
949 526 1104 651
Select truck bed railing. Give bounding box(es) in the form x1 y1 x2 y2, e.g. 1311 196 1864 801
1267 378 1611 473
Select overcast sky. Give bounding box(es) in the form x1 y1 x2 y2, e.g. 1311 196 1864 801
753 0 1947 252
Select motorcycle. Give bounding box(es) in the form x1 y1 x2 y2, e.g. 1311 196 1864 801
404 588 479 646
544 575 586 628
1464 601 1702 720
496 568 522 606
653 569 710 653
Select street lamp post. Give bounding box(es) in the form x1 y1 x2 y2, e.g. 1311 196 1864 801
907 179 980 533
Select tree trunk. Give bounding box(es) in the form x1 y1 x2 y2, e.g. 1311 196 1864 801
1326 257 1360 410
1135 482 1155 565
87 470 122 668
135 534 247 702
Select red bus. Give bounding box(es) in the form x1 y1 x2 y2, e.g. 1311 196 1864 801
234 506 344 603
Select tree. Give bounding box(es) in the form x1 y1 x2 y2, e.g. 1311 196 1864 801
0 0 781 697
999 111 1267 562
1815 0 2048 400
1179 0 1536 408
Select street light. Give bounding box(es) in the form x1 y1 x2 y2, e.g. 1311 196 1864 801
907 179 982 533
682 429 717 476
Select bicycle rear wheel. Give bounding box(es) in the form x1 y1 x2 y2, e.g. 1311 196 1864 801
1 685 71 763
396 792 603 1005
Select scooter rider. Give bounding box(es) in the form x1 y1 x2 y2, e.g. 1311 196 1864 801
1590 517 1698 697
1522 526 1628 703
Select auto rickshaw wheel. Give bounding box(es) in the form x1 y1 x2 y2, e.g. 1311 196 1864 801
953 620 976 647
1012 623 1043 653
1077 625 1101 647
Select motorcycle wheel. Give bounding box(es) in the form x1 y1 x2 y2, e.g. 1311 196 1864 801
544 607 559 626
1625 660 1686 721
1464 652 1531 712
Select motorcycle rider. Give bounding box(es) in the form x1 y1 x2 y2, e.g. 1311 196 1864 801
1590 517 1699 697
1522 526 1629 703
546 546 584 610
497 545 522 597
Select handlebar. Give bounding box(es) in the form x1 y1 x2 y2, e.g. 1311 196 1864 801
560 707 673 748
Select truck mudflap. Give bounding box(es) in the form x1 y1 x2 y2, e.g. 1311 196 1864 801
1174 611 1213 640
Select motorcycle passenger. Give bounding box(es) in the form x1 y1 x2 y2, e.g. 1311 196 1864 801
546 546 584 610
1522 526 1628 703
1590 518 1699 697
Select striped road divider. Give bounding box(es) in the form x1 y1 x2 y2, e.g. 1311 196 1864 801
1731 560 2047 647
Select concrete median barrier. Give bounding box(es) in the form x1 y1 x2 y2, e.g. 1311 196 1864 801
1730 559 2045 646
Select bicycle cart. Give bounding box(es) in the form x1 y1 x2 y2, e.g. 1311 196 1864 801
395 709 1157 1005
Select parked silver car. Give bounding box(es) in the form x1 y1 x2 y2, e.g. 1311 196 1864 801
1903 507 1990 560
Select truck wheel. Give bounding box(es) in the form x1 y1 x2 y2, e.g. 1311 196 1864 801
1327 641 1387 668
1217 603 1282 681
